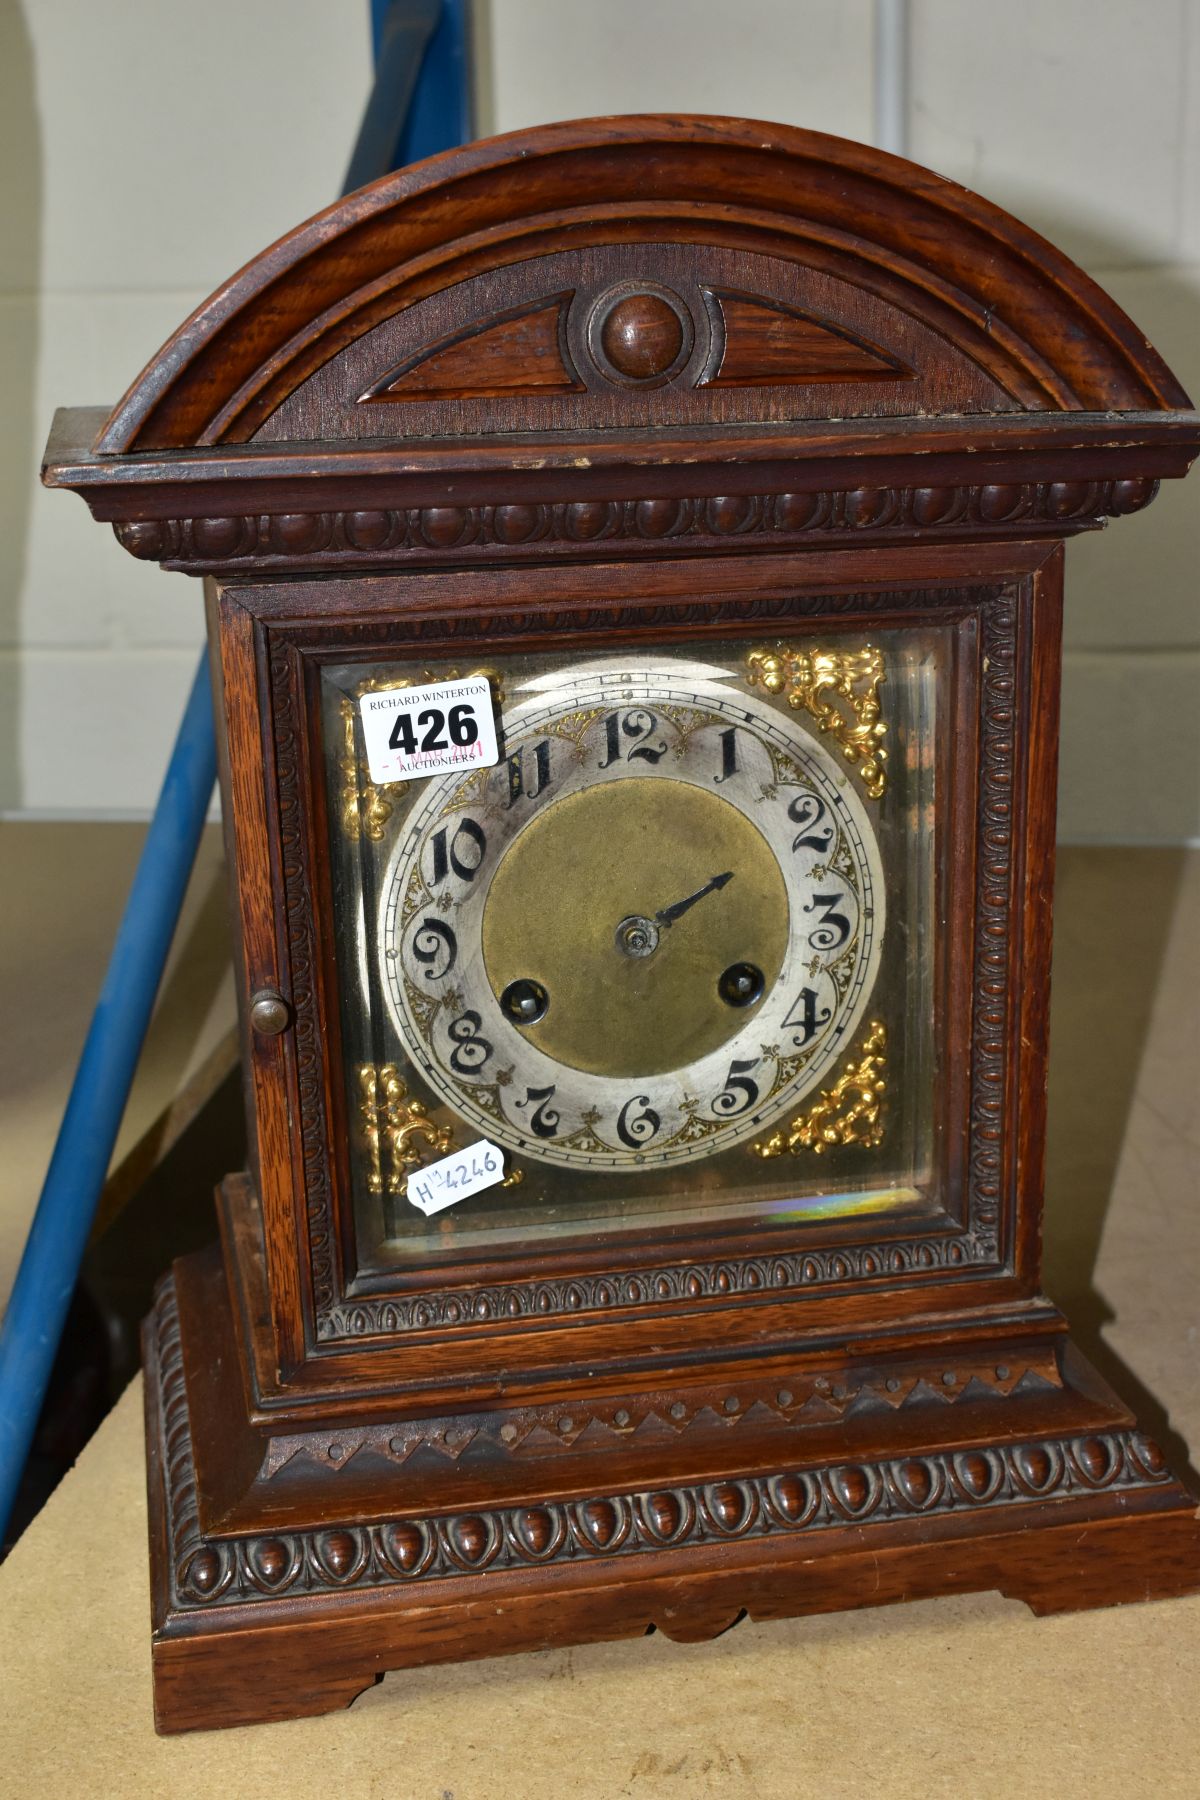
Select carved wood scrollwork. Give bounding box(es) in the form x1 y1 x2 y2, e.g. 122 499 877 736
261 1357 1065 1481
968 595 1017 1262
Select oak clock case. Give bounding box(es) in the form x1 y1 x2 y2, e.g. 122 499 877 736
41 116 1200 1734
324 627 944 1280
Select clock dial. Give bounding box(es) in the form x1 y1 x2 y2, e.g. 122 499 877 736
379 659 885 1171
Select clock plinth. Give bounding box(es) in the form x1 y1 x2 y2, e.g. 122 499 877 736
143 1232 1200 1735
44 118 1200 1733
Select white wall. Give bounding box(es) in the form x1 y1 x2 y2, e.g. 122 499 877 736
3 0 1197 837
0 0 373 814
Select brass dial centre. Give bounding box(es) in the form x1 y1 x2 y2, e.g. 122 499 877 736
481 778 789 1078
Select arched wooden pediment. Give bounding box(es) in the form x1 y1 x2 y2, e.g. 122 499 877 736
96 115 1190 455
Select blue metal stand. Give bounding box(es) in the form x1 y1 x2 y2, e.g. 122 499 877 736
0 0 472 1545
346 1 473 193
0 661 216 1535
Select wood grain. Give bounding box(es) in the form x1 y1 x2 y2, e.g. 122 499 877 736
143 1273 1200 1734
40 115 1200 1734
365 294 582 401
707 290 911 386
86 116 1193 454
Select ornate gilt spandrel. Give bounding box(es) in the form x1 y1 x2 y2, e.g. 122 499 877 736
358 1063 455 1193
747 644 887 799
358 1062 525 1202
338 671 411 844
339 694 395 842
752 1021 887 1158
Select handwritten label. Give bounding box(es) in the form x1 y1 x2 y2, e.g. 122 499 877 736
406 1139 506 1216
359 677 499 785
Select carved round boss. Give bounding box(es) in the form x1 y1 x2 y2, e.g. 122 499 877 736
589 287 694 385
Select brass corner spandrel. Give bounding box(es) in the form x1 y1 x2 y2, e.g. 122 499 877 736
751 1020 887 1157
746 645 887 799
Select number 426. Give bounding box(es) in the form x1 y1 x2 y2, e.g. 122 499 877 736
389 704 479 755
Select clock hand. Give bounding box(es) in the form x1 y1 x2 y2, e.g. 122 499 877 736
614 873 735 959
655 871 735 929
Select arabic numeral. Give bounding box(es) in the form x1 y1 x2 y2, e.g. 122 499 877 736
598 708 668 767
712 1058 759 1118
411 917 457 981
787 791 835 854
507 738 552 807
447 1010 492 1074
515 1083 559 1139
616 1094 661 1149
388 710 417 754
387 701 481 758
804 893 852 952
599 713 620 768
417 707 448 751
448 703 479 747
428 817 487 885
783 984 833 1047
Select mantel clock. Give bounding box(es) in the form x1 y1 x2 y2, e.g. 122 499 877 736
44 117 1200 1734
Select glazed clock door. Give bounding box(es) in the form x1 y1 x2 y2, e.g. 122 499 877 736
318 618 954 1283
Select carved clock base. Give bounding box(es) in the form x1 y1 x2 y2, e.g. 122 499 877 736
143 1263 1200 1735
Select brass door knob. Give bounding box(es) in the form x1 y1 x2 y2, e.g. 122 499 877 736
249 989 291 1036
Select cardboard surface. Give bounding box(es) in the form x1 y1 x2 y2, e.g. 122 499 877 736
1 847 1196 1797
0 821 235 1307
2 1383 1199 1799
